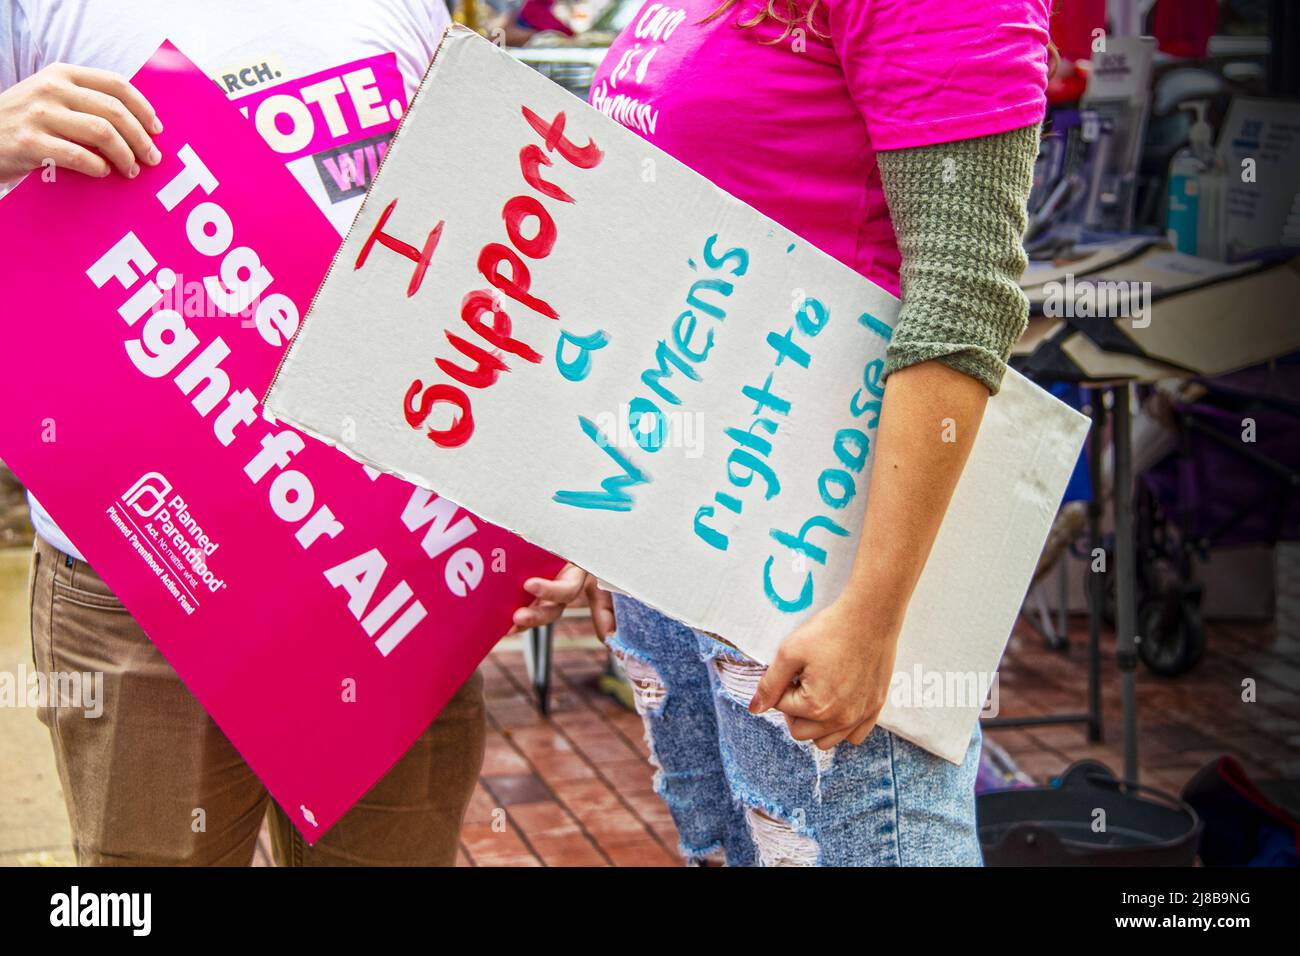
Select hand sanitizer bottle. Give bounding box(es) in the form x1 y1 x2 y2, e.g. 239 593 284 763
1167 101 1225 259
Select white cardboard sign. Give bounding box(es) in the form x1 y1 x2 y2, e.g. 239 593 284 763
267 27 1090 763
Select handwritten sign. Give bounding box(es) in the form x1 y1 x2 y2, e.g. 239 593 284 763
267 27 1090 763
0 41 563 839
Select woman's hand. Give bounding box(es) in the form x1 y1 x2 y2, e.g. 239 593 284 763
585 577 616 642
749 594 901 750
512 564 616 641
0 63 162 185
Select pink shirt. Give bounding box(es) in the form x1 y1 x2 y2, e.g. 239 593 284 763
588 0 1051 295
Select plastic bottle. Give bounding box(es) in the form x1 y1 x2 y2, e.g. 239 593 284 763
1166 101 1225 259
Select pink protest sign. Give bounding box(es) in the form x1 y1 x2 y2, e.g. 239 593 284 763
0 41 563 840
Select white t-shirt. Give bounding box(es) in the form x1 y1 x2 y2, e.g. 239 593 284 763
2 0 451 561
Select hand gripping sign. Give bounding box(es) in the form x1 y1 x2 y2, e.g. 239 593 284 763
267 27 1090 764
0 41 564 839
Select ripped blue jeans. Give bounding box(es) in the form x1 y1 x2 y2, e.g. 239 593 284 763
609 595 984 867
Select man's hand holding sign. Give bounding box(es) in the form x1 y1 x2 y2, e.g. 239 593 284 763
0 62 163 183
267 27 1090 765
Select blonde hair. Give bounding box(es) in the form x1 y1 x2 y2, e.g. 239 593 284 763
701 0 827 43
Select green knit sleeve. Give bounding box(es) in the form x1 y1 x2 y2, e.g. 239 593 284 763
876 124 1039 394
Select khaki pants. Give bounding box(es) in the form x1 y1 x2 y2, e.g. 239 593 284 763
28 535 485 866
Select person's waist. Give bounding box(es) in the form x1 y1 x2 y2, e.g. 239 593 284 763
33 529 79 569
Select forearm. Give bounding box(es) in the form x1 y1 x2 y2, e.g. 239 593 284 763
839 361 986 625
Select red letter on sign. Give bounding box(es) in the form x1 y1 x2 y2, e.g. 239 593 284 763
355 197 445 297
404 379 474 448
520 107 604 169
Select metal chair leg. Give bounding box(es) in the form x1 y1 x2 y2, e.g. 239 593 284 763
527 623 553 715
